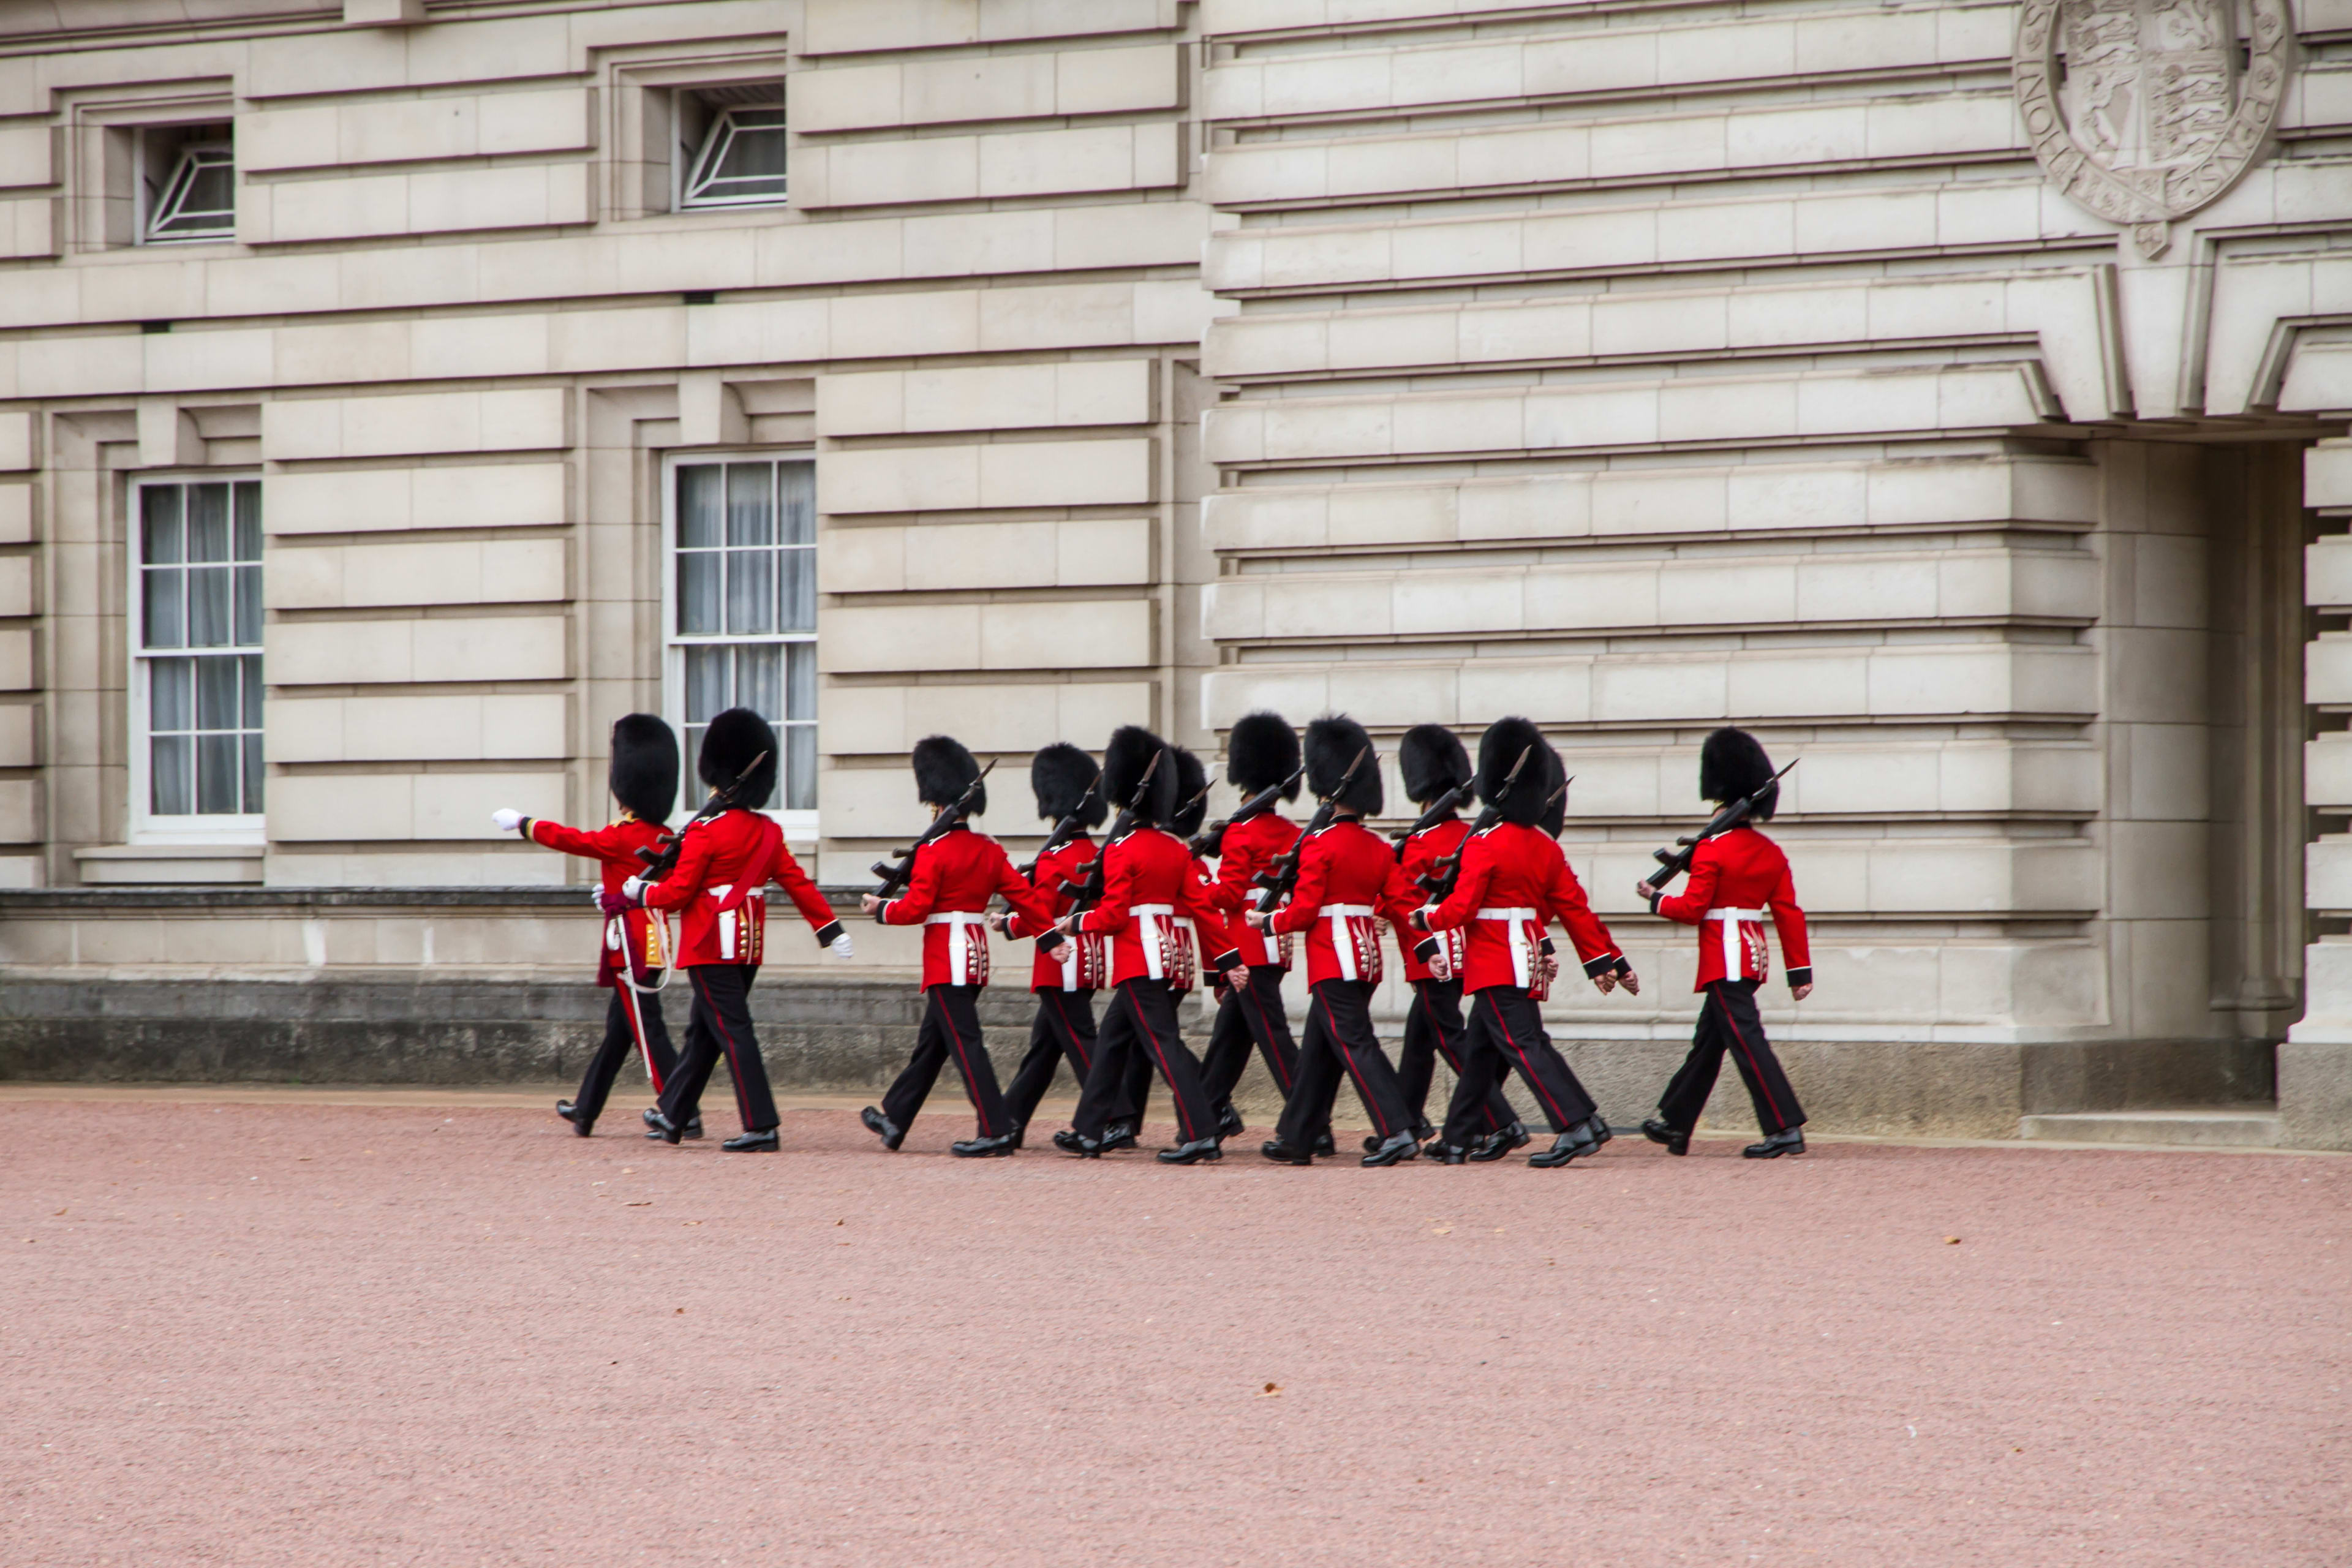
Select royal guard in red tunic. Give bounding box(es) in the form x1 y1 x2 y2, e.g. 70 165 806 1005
494 714 700 1140
1051 726 1242 1164
628 709 851 1152
1248 715 1425 1167
1635 727 1813 1158
859 736 1063 1158
1197 710 1305 1138
1381 723 1523 1158
997 742 1112 1140
1414 717 1639 1167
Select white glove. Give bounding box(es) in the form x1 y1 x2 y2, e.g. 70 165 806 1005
620 876 648 904
825 931 855 962
491 807 525 834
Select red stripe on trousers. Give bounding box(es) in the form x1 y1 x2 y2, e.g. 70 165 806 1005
1711 982 1788 1128
1317 991 1392 1139
693 969 754 1130
933 986 998 1137
1485 992 1572 1128
1128 986 1197 1143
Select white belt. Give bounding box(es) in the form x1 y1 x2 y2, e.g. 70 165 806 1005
1477 906 1540 989
1132 903 1175 980
1708 907 1765 976
1324 903 1376 981
925 910 989 981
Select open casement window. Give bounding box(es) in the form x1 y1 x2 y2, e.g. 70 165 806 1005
666 458 817 824
678 87 788 209
134 478 263 838
141 126 235 243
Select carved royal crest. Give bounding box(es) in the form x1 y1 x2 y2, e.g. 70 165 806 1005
2015 0 2292 257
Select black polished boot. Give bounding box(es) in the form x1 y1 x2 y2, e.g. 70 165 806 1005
641 1109 701 1141
722 1128 778 1153
557 1100 594 1137
1156 1137 1223 1165
1581 1114 1615 1150
1640 1117 1691 1156
1360 1131 1421 1167
1051 1128 1103 1158
1743 1128 1807 1159
1428 1142 1471 1165
643 1108 685 1146
1217 1103 1245 1140
1311 1131 1335 1158
1260 1139 1313 1165
952 1131 1018 1158
1008 1121 1025 1151
1468 1121 1532 1163
1528 1125 1600 1169
1099 1120 1139 1152
860 1106 905 1152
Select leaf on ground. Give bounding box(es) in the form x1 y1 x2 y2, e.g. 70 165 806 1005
1259 1382 1283 1398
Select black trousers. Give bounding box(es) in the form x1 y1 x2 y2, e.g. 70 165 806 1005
883 983 1012 1139
570 979 679 1128
1396 978 1515 1138
657 964 776 1134
1072 978 1217 1145
1001 988 1099 1131
1276 979 1419 1150
1657 979 1807 1137
1441 986 1599 1147
1200 965 1299 1114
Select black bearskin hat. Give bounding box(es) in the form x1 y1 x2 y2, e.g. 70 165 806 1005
1537 744 1567 839
1031 742 1104 829
1226 710 1302 800
698 707 777 808
1699 726 1777 817
1102 725 1179 826
1398 723 1471 806
609 713 679 827
1170 745 1210 839
1475 716 1548 827
1304 714 1382 816
913 734 986 815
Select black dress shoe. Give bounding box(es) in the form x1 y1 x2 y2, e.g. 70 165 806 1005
1360 1131 1421 1167
1528 1126 1600 1168
1311 1131 1336 1158
952 1132 1018 1158
1156 1137 1223 1165
557 1100 594 1137
861 1106 905 1152
1430 1142 1471 1165
1099 1121 1139 1152
722 1128 779 1152
1008 1122 1025 1151
1641 1117 1691 1156
641 1109 703 1142
1051 1128 1103 1158
1743 1128 1807 1159
1217 1104 1245 1140
1582 1114 1615 1150
643 1108 685 1146
1260 1139 1313 1165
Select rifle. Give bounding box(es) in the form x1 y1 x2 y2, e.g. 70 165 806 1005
1019 770 1102 879
1413 744 1533 900
870 760 997 899
633 749 771 883
1643 758 1798 892
1390 777 1472 861
1060 748 1162 913
1252 747 1370 915
1188 765 1304 859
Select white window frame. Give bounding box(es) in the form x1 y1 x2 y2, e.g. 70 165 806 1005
674 91 788 211
137 130 235 246
659 451 818 837
127 472 265 846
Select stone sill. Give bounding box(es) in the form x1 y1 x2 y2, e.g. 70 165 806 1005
74 844 264 886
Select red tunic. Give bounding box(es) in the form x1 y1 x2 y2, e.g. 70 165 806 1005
1420 821 1623 995
1208 810 1299 969
524 815 670 987
876 823 1061 989
1654 825 1811 990
1074 827 1240 988
1267 817 1398 987
639 809 837 968
1383 815 1469 984
1012 837 1106 993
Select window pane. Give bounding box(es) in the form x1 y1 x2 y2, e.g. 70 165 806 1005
785 722 817 812
150 657 193 731
196 655 239 731
685 107 790 205
180 154 233 219
187 484 230 563
151 735 193 815
233 481 261 560
786 641 817 722
678 464 722 549
684 725 707 790
195 734 240 813
678 551 720 636
778 463 815 545
141 486 183 565
780 546 815 632
242 734 265 814
725 463 773 546
143 568 184 650
736 643 783 722
188 566 232 647
234 565 262 647
725 548 775 634
241 654 263 730
684 644 728 723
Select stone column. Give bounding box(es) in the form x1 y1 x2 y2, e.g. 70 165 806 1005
2286 437 2352 1148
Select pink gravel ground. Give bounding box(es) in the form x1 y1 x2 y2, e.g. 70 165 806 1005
2 1093 2347 1568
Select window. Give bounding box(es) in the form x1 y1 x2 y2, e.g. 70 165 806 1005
677 86 787 209
667 458 816 817
140 123 234 244
134 479 263 832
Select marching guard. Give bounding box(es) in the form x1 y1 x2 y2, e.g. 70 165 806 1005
997 743 1111 1142
1415 718 1635 1167
630 708 853 1152
1635 728 1814 1158
493 714 697 1140
1198 711 1305 1139
861 736 1063 1157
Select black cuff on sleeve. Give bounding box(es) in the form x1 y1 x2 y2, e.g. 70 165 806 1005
1036 930 1067 956
518 818 535 840
813 920 843 949
1539 937 1556 956
1787 967 1812 990
1414 937 1441 965
1208 949 1242 973
1613 956 1633 978
1581 952 1616 979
